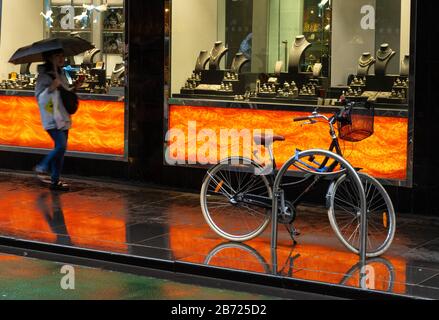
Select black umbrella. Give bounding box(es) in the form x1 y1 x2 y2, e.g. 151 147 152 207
9 37 95 65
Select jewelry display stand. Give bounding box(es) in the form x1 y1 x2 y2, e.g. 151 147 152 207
375 44 396 76
288 35 312 74
180 42 254 98
274 61 284 76
194 50 210 72
313 63 323 77
400 55 410 77
83 48 102 66
357 52 376 76
230 53 250 73
208 41 228 71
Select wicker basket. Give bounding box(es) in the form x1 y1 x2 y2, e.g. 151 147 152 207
337 101 374 142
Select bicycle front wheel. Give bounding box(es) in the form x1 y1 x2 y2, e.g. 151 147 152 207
200 157 272 242
327 172 396 257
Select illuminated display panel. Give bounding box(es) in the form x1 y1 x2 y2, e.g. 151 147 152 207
168 105 408 180
0 96 125 156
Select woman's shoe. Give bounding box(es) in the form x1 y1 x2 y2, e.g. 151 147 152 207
49 181 70 191
34 165 49 181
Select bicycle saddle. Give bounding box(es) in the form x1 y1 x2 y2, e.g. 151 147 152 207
253 134 285 146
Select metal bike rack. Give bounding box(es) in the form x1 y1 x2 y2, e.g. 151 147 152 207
271 149 368 265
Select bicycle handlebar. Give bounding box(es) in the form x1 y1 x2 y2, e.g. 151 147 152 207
293 116 311 122
294 113 332 123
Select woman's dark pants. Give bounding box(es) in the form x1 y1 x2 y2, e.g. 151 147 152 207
38 129 69 184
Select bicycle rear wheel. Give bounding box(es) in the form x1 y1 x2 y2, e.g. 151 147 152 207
200 157 272 242
327 172 396 257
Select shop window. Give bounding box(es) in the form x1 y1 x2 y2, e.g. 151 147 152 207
168 0 411 107
166 0 414 186
0 0 126 157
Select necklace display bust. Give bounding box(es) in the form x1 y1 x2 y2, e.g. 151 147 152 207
230 52 250 74
288 35 312 74
195 50 210 72
400 54 410 77
375 44 396 76
357 52 376 76
209 41 228 71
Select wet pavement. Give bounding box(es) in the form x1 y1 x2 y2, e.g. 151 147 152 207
0 252 285 300
1 171 439 299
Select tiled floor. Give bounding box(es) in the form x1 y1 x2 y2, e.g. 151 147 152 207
1 171 439 299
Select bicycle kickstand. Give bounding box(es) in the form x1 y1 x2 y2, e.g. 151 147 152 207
285 224 300 246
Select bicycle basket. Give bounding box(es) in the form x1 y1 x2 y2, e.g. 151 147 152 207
337 101 374 142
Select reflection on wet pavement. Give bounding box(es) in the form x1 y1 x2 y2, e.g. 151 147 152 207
1 172 439 299
0 253 280 300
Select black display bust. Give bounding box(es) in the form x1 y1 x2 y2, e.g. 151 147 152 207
375 44 396 76
209 41 228 71
195 50 210 72
288 35 312 74
357 52 376 76
230 53 250 73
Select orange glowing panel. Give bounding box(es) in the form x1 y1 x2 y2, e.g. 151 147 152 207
0 96 125 155
169 105 408 180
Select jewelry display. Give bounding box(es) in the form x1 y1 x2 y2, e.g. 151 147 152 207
274 61 283 76
230 53 250 74
219 82 234 92
258 83 277 97
312 63 323 77
194 50 210 72
276 81 299 98
390 89 406 99
224 72 238 81
209 41 228 71
400 55 410 77
299 83 317 96
357 52 376 76
194 84 222 91
349 76 366 87
288 35 312 74
346 87 364 97
83 48 101 65
375 44 396 76
182 71 202 91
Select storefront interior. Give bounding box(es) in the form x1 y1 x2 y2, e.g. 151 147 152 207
166 0 413 187
0 0 126 158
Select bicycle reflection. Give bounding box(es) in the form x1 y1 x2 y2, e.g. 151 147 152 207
203 242 399 293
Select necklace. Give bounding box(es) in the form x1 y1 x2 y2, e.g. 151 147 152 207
359 55 375 67
210 46 225 62
377 49 394 61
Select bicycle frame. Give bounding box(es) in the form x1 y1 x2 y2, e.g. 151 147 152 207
244 113 345 214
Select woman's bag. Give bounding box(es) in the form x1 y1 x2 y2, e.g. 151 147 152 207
59 86 79 115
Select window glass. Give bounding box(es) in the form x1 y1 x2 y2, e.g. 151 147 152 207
169 0 411 108
0 0 125 97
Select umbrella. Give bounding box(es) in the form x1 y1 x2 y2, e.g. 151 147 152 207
9 37 95 65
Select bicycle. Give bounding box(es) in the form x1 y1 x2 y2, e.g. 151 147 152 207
200 102 396 257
